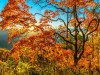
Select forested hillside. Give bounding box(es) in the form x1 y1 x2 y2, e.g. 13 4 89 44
0 0 100 75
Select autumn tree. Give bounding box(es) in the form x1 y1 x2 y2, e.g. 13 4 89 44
30 0 100 65
0 0 100 71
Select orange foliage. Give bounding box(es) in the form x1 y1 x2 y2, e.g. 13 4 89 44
0 0 99 70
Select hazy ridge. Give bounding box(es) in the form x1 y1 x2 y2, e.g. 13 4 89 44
0 29 13 50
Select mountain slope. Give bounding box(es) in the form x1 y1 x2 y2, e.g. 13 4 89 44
0 29 13 50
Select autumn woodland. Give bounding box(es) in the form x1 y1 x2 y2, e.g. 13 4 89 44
0 0 100 75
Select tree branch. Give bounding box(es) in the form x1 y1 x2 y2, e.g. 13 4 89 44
85 19 99 42
85 19 98 34
49 4 73 13
54 32 75 45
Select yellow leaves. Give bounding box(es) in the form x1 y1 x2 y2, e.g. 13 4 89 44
0 60 8 71
16 61 31 73
0 48 10 62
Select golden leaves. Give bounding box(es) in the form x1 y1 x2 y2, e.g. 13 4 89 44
0 48 10 62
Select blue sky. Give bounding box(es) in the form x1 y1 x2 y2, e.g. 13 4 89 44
0 0 8 21
0 0 8 12
0 0 67 28
0 0 100 28
25 0 67 28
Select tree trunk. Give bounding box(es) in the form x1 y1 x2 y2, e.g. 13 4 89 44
73 5 78 66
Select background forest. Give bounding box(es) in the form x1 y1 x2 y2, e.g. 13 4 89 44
0 0 100 75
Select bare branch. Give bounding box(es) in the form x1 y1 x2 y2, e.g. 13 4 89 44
33 13 46 17
85 19 99 42
38 3 50 8
85 19 98 34
50 4 73 13
50 18 67 26
79 23 84 35
54 32 75 45
35 0 73 13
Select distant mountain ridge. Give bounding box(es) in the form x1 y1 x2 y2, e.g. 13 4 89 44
0 29 39 50
0 28 83 50
0 29 13 50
